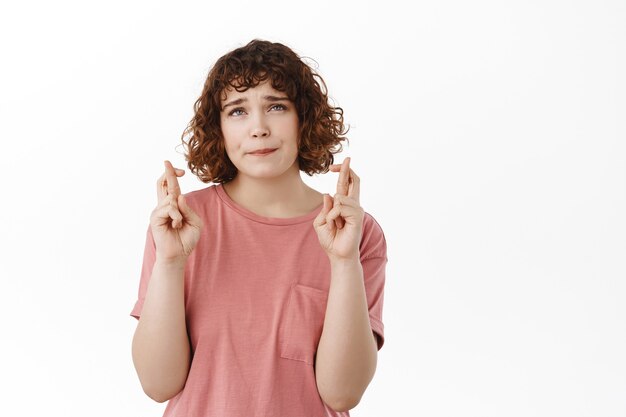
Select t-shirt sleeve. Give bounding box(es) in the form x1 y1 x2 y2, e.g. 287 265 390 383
130 224 157 320
360 212 388 351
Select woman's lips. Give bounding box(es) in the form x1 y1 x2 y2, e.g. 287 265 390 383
249 148 277 156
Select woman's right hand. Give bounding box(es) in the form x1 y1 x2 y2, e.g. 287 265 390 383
150 160 204 264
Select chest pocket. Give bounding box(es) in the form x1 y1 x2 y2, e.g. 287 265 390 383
279 283 329 366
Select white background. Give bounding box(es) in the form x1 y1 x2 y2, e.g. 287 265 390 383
1 0 624 416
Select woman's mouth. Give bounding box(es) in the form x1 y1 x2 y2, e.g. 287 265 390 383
248 148 277 156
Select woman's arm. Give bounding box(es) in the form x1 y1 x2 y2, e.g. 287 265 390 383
315 257 378 412
131 259 191 403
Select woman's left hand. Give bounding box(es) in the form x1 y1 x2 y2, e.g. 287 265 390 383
314 157 364 262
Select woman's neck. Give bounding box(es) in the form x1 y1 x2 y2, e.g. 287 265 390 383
222 171 323 218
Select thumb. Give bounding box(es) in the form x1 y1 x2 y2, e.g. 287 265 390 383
313 194 333 228
178 194 202 226
322 194 333 213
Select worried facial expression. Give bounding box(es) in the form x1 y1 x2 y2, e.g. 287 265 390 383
219 80 300 180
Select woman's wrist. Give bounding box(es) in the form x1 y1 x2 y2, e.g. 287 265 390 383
154 255 187 270
327 254 361 268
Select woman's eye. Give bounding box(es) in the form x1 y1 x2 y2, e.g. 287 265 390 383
229 108 245 116
228 104 286 116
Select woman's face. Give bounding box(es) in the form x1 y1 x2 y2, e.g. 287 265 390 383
219 80 300 181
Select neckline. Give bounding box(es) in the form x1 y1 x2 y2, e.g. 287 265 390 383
214 183 324 226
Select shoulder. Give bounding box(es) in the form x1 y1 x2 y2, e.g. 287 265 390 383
360 211 388 260
182 184 218 206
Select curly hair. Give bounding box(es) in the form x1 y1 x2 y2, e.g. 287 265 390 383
179 39 349 183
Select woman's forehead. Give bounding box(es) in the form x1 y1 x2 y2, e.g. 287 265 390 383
220 79 285 102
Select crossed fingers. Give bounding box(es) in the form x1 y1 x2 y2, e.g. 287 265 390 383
157 160 184 203
156 160 186 228
329 157 361 228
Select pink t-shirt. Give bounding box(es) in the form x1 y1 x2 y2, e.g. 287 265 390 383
130 183 387 416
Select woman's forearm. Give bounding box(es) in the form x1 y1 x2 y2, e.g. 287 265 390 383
315 257 378 411
131 259 191 403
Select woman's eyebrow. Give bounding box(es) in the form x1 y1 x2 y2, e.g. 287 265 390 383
263 95 290 102
222 95 290 111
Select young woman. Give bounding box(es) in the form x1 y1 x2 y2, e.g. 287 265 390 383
130 39 388 417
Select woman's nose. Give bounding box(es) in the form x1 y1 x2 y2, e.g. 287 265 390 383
252 128 269 137
250 114 270 138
